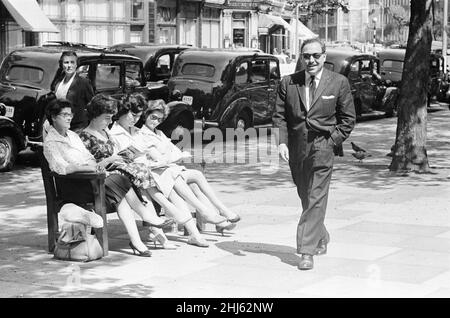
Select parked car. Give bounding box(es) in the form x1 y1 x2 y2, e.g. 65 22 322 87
109 43 193 84
0 44 193 171
167 49 281 131
295 48 397 119
377 48 446 105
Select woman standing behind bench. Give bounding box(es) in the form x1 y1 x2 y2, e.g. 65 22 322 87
43 99 173 257
53 51 94 132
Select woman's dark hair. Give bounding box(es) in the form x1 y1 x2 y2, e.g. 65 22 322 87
115 93 147 120
86 94 118 121
59 51 78 69
46 99 73 125
143 99 170 121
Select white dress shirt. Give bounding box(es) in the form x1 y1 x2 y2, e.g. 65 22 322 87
305 68 323 111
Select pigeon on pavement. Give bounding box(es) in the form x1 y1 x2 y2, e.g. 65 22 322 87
350 142 371 162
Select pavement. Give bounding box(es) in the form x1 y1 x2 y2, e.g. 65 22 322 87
0 104 450 298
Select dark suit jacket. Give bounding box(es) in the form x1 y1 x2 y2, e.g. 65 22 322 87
273 68 356 162
54 74 94 130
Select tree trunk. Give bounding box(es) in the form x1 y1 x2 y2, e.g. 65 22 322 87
389 0 432 173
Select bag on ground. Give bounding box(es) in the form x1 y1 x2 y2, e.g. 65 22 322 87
54 222 103 262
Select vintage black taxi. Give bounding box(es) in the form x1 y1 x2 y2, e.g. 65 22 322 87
167 49 281 131
0 44 193 171
377 48 446 104
296 48 397 119
109 43 193 84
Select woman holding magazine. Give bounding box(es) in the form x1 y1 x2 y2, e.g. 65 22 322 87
110 94 240 237
80 93 211 248
79 94 179 250
44 98 173 258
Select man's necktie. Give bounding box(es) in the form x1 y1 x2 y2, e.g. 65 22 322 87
309 76 316 109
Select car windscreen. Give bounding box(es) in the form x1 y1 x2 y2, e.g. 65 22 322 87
382 59 403 70
181 63 215 77
4 65 44 84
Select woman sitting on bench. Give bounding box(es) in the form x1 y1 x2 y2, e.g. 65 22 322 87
110 94 240 237
43 98 173 257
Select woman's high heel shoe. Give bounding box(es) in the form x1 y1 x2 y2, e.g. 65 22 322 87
142 218 175 229
148 233 178 250
187 236 209 248
129 241 152 257
227 215 241 223
215 221 237 236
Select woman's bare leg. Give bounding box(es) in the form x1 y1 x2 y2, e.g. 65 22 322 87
172 177 228 224
116 198 147 252
145 187 191 224
181 169 239 220
169 191 209 247
124 188 167 225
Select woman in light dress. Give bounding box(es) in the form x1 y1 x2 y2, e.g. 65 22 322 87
110 94 241 237
44 98 173 257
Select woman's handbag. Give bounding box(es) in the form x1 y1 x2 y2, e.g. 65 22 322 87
54 222 103 262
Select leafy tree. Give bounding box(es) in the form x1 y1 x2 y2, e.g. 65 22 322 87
287 0 349 21
389 0 433 173
387 5 410 42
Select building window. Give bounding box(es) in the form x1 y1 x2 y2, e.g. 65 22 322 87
41 25 62 44
232 12 247 48
112 0 125 20
84 0 108 20
157 6 176 24
201 7 220 48
130 31 143 42
158 27 176 44
113 26 126 44
180 20 197 46
131 0 144 21
84 25 108 46
179 3 198 46
41 0 60 18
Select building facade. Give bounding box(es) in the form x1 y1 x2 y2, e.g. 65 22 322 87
307 0 370 44
39 0 150 46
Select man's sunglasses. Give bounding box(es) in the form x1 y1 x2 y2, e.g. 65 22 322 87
302 53 324 60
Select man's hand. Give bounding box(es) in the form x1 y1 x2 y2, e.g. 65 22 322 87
278 143 289 162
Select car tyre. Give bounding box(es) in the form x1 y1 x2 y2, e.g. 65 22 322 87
165 113 194 142
234 111 251 130
0 136 17 172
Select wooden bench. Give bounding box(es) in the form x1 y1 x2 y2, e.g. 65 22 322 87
37 145 206 253
37 147 109 256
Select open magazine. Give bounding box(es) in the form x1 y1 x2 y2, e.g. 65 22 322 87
117 145 145 162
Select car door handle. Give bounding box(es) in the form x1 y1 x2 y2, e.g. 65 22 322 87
381 72 386 75
267 88 274 92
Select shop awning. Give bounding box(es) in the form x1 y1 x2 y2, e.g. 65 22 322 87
1 0 59 33
204 0 226 4
258 14 292 32
294 20 318 40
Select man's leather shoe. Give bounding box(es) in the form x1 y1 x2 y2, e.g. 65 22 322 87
315 238 328 256
298 254 314 270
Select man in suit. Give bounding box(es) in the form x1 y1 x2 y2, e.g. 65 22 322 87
273 38 356 270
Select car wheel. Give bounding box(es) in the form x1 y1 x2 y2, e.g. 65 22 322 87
234 111 251 130
0 136 17 172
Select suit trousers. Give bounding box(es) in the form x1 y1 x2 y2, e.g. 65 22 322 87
289 132 334 255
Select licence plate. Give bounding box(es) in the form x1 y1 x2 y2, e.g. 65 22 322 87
4 105 14 118
182 95 193 105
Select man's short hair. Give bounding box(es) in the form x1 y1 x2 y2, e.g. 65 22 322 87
301 38 326 53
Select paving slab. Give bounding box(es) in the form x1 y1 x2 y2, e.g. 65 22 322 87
0 109 450 298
